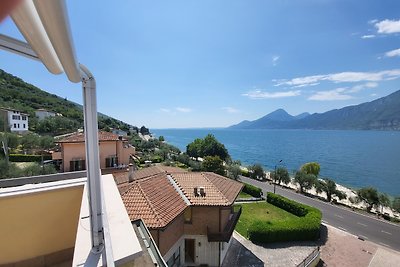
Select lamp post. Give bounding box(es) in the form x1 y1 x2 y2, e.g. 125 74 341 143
274 159 283 194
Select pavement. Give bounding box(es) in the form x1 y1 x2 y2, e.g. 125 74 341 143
240 176 400 251
222 225 400 267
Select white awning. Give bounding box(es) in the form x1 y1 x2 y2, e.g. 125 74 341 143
10 0 80 82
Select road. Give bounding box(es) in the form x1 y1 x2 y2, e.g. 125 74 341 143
240 176 400 251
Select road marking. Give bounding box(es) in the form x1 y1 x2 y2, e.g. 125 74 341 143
357 222 367 227
338 226 347 232
379 242 392 248
381 230 392 235
334 214 344 219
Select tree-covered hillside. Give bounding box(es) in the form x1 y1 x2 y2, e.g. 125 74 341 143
0 69 140 135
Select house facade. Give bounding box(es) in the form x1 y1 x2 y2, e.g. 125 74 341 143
35 108 57 121
114 166 243 267
0 108 29 133
52 131 135 172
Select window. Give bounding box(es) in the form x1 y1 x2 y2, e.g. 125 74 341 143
105 156 118 168
70 160 86 171
12 115 18 120
23 124 26 128
13 123 16 128
22 116 27 120
184 207 192 224
17 123 20 128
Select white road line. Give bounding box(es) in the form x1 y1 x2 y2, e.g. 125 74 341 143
381 230 392 235
338 226 347 232
379 242 392 248
357 222 367 227
334 214 344 219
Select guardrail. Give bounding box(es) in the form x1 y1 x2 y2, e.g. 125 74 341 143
297 246 320 267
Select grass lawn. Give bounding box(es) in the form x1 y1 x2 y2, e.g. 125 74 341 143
235 202 298 238
238 191 253 199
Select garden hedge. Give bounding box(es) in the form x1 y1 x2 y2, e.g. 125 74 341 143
9 154 52 162
248 192 322 243
242 183 262 198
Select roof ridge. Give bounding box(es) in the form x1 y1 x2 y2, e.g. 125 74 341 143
201 172 230 204
136 180 165 226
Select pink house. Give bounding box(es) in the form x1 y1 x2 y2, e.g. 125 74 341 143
52 131 135 172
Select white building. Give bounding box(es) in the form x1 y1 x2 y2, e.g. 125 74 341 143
0 108 29 133
35 109 57 121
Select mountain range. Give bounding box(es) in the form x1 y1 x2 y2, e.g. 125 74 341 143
229 90 400 130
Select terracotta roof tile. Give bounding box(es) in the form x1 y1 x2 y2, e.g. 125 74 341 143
121 173 187 228
56 131 127 143
170 172 243 206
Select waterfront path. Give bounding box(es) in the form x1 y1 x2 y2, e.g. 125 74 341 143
240 176 400 251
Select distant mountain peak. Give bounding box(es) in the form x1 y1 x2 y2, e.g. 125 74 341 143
228 90 400 130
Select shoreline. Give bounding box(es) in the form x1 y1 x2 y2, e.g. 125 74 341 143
261 170 400 219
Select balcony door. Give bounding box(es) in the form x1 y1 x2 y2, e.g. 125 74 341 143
184 238 195 264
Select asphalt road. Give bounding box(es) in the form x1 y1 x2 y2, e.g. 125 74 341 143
240 176 400 251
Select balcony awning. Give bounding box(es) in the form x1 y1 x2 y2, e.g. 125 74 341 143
4 0 81 82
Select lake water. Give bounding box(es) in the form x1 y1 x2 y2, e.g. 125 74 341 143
152 129 400 196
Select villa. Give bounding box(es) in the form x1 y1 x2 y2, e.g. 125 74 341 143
114 165 243 267
0 107 29 133
52 131 135 172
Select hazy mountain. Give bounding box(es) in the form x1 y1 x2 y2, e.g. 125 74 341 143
229 90 400 130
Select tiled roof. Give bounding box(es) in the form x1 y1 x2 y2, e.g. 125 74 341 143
115 165 243 228
121 174 187 228
56 131 127 143
170 172 243 206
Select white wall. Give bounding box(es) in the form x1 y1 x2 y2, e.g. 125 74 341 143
7 110 28 132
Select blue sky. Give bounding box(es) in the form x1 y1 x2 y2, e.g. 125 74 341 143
1 0 400 128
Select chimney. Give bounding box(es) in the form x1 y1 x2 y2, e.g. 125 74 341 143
128 163 134 182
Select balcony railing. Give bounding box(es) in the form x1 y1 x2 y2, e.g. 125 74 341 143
207 206 242 242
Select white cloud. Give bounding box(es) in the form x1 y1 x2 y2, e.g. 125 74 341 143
308 88 353 101
370 93 378 97
275 69 400 87
272 55 280 66
160 108 171 113
385 48 400 57
175 107 192 113
375 19 400 34
221 107 240 113
347 82 378 93
369 19 378 24
242 90 301 99
361 34 375 39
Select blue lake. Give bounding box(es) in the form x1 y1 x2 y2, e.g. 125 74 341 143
152 129 400 196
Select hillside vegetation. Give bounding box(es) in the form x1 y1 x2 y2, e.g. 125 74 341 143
0 69 140 135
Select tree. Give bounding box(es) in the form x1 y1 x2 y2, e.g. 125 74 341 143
202 155 225 176
186 134 230 161
392 197 400 213
271 167 290 185
315 178 346 202
249 164 265 180
378 193 390 214
294 171 317 194
300 162 320 176
39 135 55 150
186 138 203 158
140 126 150 135
158 135 165 142
20 133 40 150
357 187 379 212
226 161 242 180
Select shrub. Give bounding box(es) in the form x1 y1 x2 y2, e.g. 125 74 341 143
247 193 322 243
241 169 250 177
242 183 262 198
267 192 308 216
9 154 52 162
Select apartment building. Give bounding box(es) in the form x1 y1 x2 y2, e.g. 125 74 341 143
52 131 135 172
114 165 243 267
0 107 29 133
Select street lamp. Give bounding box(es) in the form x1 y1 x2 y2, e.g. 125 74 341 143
274 159 283 194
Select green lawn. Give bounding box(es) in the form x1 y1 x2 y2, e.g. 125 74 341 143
238 191 253 199
235 202 298 238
